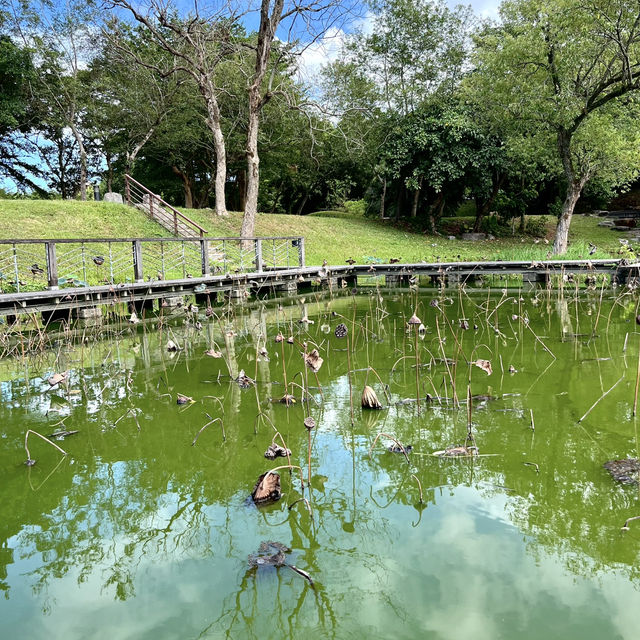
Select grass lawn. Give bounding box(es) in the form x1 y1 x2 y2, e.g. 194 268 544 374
0 199 171 240
0 198 633 266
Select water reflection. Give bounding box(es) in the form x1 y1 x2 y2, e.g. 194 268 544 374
0 290 639 638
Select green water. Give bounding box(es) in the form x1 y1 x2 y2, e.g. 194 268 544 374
1 289 639 639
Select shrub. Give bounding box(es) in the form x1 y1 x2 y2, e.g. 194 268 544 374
524 215 549 238
343 199 366 217
480 214 511 237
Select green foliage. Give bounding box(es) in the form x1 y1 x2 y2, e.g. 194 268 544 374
343 200 366 217
524 216 549 238
480 215 511 237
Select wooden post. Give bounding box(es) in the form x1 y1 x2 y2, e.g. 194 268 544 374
254 238 263 272
125 175 131 205
297 237 305 267
132 240 144 282
173 209 178 235
201 239 210 276
149 194 154 220
45 241 58 289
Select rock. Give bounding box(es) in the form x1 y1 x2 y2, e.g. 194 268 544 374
103 192 123 204
597 221 615 227
461 232 487 241
447 235 456 241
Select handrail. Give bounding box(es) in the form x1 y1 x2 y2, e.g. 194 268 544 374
125 174 208 237
0 236 303 245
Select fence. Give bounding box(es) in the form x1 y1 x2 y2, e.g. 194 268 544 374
0 236 305 293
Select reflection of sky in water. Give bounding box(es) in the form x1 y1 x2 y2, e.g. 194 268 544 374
3 463 637 640
2 293 640 639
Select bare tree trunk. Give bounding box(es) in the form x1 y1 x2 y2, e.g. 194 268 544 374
295 193 309 216
69 121 87 200
552 181 582 254
552 129 587 255
427 192 444 234
172 166 194 208
410 178 422 218
242 104 260 237
243 0 285 238
106 151 113 192
200 81 228 217
380 176 386 219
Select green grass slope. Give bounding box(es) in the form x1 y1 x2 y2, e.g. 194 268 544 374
0 200 170 239
0 199 630 266
183 208 629 265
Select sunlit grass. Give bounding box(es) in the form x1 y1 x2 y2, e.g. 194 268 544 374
1 199 634 266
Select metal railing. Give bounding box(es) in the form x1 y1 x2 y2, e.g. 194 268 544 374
0 236 305 293
124 174 208 238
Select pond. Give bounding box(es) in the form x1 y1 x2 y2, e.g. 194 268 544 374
1 287 639 639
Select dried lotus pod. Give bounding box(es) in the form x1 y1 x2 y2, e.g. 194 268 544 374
275 332 284 343
361 385 382 409
334 323 348 338
264 443 292 460
407 313 422 326
303 417 316 430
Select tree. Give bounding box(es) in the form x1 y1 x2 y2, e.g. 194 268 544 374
109 0 238 216
471 0 640 254
240 0 360 237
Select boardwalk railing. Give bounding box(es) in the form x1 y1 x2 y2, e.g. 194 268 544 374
124 174 208 238
0 237 305 293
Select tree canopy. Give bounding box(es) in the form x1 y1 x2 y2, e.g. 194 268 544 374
1 0 639 253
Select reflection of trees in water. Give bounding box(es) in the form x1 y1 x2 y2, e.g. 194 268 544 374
3 290 640 629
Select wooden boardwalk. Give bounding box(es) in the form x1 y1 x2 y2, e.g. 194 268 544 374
0 241 637 321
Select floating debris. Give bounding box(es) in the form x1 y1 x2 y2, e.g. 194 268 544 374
361 385 383 409
473 359 493 375
236 370 255 389
177 393 193 405
509 365 517 373
251 472 282 504
433 445 478 457
48 372 68 387
604 459 639 485
248 541 314 586
388 444 413 454
264 443 292 460
205 348 222 358
460 319 470 330
48 430 79 440
304 349 324 373
276 394 296 406
167 340 179 352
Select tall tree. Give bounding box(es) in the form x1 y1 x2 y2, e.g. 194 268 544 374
240 0 360 237
109 0 238 216
471 0 640 254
